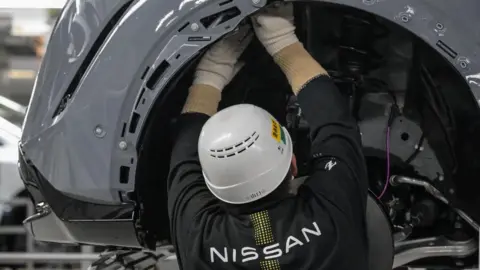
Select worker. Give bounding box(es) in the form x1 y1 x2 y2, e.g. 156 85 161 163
167 3 368 269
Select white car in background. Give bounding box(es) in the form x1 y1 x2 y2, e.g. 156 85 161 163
0 95 25 224
0 96 82 269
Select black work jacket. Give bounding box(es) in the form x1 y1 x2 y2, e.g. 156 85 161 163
167 76 369 270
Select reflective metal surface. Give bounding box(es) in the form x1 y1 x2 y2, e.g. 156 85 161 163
24 202 141 247
390 175 480 231
394 236 478 268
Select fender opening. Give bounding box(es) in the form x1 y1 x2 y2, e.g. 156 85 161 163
135 3 479 268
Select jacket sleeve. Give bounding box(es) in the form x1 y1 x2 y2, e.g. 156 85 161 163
167 113 219 246
296 75 368 219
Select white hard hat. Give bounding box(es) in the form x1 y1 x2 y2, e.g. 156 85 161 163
198 104 293 204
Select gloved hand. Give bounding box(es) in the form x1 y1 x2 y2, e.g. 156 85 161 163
193 25 253 91
251 2 299 56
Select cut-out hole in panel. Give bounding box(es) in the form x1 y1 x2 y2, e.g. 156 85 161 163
119 166 130 184
118 191 126 202
436 40 457 59
130 158 134 164
188 36 212 42
120 122 127 137
219 0 233 6
178 22 190 32
129 112 140 133
200 7 241 29
401 132 409 141
135 88 146 109
140 67 150 80
175 54 181 59
146 60 170 90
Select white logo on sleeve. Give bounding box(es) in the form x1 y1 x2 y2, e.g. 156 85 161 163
324 160 337 171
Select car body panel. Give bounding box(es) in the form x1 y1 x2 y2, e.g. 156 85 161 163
21 0 132 140
20 0 263 206
20 0 135 203
18 0 480 247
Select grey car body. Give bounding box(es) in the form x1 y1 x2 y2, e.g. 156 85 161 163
18 0 480 250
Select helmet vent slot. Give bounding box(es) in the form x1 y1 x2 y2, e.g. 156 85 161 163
209 131 259 158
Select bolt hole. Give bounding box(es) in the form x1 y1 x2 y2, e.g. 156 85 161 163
401 16 409 22
460 61 467 68
401 132 409 141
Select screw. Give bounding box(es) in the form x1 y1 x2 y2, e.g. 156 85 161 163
191 23 199 32
435 23 444 30
449 188 455 194
94 125 106 138
251 0 265 7
401 15 409 22
438 175 444 181
119 141 128 150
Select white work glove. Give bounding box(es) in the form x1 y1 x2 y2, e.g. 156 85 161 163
193 25 253 91
251 2 299 56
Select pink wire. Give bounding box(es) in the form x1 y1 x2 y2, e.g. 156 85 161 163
377 126 391 199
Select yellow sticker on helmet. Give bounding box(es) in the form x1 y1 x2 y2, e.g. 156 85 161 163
271 119 281 143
